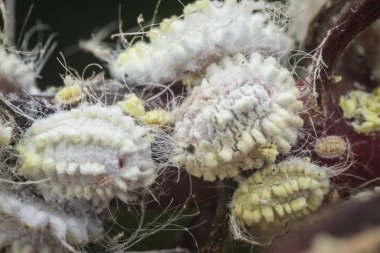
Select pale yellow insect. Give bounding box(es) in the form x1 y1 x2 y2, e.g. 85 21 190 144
230 157 331 245
314 136 347 159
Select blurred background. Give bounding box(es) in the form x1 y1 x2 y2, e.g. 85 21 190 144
8 0 195 89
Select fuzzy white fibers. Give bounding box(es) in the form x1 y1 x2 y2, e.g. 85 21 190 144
286 0 331 45
172 53 303 181
0 191 102 253
110 0 292 84
17 104 156 211
0 119 12 147
0 48 40 94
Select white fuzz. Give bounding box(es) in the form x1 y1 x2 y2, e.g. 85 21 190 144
0 119 12 147
351 187 380 202
0 191 102 253
230 158 330 244
172 53 303 181
0 48 39 94
110 0 292 84
17 104 156 211
287 0 331 45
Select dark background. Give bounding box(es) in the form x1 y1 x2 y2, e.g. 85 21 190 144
12 0 194 89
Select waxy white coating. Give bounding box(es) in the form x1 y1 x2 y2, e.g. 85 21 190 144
110 0 292 84
172 53 303 181
17 105 156 211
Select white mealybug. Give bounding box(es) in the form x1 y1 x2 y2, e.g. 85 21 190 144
230 158 330 244
172 53 303 181
16 104 156 211
0 191 102 253
110 0 292 85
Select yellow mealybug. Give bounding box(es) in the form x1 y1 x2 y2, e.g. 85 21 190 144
230 158 330 244
55 84 83 105
118 94 171 127
118 93 146 118
339 88 380 135
142 109 171 126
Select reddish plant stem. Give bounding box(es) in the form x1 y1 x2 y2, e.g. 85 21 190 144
309 0 380 108
199 181 231 253
300 0 380 187
304 0 349 51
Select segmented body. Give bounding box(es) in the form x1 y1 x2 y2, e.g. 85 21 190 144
314 136 347 159
231 158 330 241
172 53 303 181
0 191 102 253
17 105 155 211
110 0 292 84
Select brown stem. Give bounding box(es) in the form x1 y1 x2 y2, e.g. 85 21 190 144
309 0 380 107
304 0 349 52
199 181 231 253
